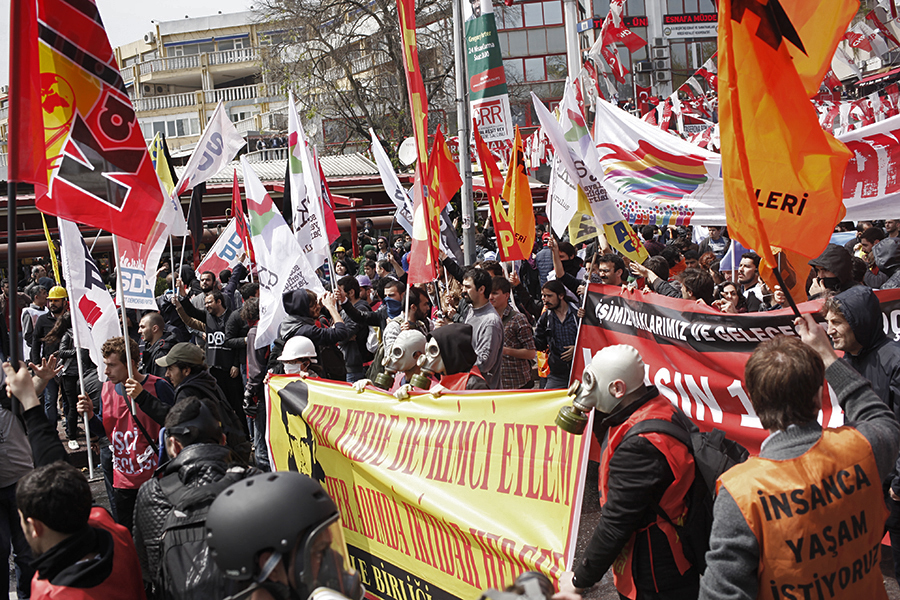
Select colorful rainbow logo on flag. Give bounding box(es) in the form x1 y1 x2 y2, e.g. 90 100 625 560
598 139 710 200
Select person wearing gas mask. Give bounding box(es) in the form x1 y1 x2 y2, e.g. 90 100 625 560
206 471 365 600
557 344 699 600
353 330 427 398
417 323 489 391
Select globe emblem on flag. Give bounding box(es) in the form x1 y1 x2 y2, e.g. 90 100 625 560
40 73 76 131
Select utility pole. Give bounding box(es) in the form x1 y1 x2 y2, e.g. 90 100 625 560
563 0 581 79
452 0 476 264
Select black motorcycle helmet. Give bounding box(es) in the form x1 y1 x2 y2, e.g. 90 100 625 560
206 472 339 581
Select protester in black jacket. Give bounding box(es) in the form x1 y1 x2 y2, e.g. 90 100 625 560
270 289 351 381
138 312 176 378
133 397 256 599
173 290 242 418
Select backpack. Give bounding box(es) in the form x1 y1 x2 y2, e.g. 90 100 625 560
157 469 249 600
621 412 749 573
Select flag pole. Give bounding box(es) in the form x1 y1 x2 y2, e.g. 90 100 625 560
7 180 21 416
89 229 102 253
58 223 95 479
111 235 137 414
168 235 176 293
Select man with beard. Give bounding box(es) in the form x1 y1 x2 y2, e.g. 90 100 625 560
31 286 68 427
737 253 765 311
462 269 503 389
534 280 580 389
77 336 175 532
138 312 175 378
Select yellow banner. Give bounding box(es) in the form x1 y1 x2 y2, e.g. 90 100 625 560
266 377 590 600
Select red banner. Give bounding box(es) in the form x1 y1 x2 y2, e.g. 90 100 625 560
396 0 429 168
572 285 900 457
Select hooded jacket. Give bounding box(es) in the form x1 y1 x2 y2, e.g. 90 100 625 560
832 285 900 489
808 244 855 295
269 289 351 380
875 237 900 290
430 323 488 390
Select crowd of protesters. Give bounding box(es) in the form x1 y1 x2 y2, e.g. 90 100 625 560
2 214 900 598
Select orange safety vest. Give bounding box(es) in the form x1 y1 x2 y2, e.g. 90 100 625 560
719 427 888 600
599 395 695 599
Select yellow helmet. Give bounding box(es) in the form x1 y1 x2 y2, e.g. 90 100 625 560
47 286 68 300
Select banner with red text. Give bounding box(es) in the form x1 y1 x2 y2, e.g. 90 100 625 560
266 377 590 600
574 285 900 457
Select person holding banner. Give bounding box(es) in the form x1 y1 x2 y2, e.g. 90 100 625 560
700 316 900 600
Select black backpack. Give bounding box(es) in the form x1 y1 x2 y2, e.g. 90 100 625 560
622 412 749 573
156 469 250 600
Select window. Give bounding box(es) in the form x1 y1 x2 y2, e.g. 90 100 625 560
524 3 543 27
219 39 235 51
198 42 216 54
546 54 567 80
508 31 528 56
525 57 545 81
547 27 566 52
544 1 563 25
698 0 715 10
498 5 523 29
626 0 645 15
504 58 525 83
527 29 547 54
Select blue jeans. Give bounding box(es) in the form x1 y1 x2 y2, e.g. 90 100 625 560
43 377 60 425
254 393 270 472
545 373 570 389
0 482 34 598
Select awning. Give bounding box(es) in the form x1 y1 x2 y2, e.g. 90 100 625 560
856 65 900 86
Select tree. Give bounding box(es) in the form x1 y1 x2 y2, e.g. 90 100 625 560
257 0 456 154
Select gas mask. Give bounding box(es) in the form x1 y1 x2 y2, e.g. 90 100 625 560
411 337 444 389
373 330 426 390
556 345 646 434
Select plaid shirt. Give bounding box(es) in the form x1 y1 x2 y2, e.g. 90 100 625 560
534 301 580 377
500 305 536 389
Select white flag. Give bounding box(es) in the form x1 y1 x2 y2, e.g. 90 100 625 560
196 219 248 275
369 129 414 234
531 83 624 224
175 102 246 197
546 154 579 238
242 156 324 349
59 219 122 381
287 92 330 270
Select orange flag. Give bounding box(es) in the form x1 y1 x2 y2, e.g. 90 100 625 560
426 127 463 212
719 0 855 273
474 126 519 261
500 127 535 261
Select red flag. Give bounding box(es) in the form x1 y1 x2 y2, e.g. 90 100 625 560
12 0 165 244
315 153 341 243
601 45 628 84
406 166 439 284
843 31 873 53
231 170 255 266
396 0 429 169
474 126 517 259
8 0 46 200
866 10 900 49
602 21 647 52
635 84 652 115
425 128 462 212
583 59 606 100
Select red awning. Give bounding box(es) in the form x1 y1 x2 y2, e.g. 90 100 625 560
856 65 900 86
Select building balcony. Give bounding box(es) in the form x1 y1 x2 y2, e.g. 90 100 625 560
0 105 8 121
132 82 283 113
121 47 262 85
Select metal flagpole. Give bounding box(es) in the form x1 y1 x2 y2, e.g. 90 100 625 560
452 0 475 263
89 229 102 253
111 236 136 414
168 235 176 293
59 224 95 479
7 181 21 416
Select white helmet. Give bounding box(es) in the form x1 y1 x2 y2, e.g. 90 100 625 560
279 336 317 363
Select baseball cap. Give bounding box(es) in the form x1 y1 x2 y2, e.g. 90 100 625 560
156 342 205 368
357 275 372 288
542 232 552 242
